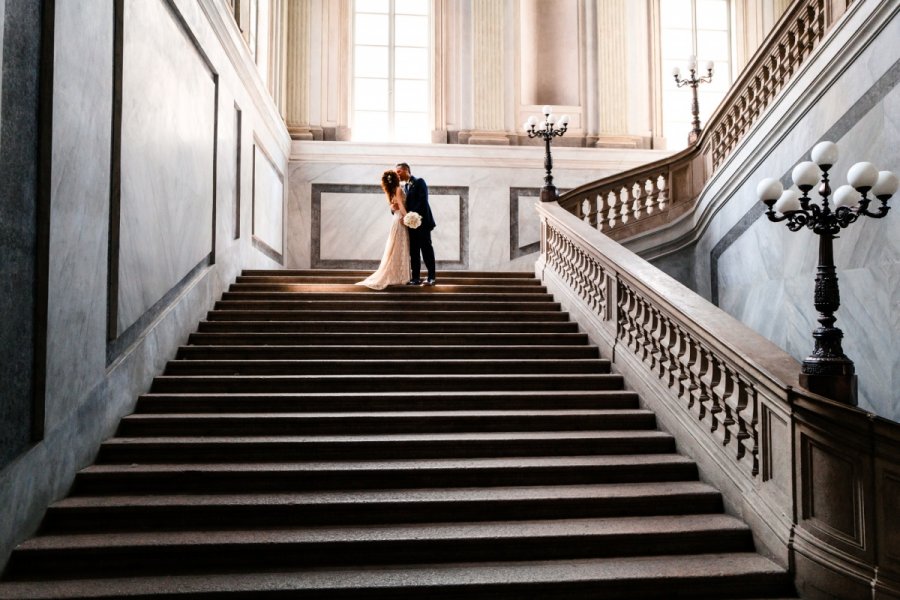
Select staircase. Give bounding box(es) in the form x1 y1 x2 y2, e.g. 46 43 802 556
0 270 797 598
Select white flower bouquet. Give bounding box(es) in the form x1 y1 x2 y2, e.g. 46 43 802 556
403 211 422 229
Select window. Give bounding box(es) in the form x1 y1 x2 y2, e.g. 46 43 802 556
659 0 732 148
352 0 431 143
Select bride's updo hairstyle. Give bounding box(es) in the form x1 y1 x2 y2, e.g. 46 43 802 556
381 169 400 202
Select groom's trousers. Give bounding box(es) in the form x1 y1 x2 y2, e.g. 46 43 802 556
410 229 436 280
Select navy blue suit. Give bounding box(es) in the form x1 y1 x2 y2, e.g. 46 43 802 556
404 176 436 281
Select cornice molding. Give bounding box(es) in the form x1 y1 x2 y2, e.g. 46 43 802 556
289 140 673 171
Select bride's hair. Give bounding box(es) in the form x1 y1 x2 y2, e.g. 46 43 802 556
381 169 400 201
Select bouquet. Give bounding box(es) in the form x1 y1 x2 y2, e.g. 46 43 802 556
403 212 422 229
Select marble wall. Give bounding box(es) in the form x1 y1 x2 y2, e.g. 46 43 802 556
288 142 671 272
0 0 291 571
638 0 900 419
117 0 217 336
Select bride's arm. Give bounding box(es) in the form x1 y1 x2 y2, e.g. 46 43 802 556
395 189 408 217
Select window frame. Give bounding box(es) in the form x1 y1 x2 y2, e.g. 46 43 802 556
652 0 734 149
351 0 434 143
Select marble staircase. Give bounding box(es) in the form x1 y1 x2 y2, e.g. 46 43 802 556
0 270 797 598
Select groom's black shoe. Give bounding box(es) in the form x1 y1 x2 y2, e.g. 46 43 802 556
422 278 436 287
406 279 421 285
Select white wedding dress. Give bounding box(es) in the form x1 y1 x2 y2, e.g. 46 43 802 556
357 189 411 290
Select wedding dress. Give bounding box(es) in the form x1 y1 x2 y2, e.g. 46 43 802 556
357 189 410 290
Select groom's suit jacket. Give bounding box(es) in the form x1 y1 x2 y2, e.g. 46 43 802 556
404 176 436 232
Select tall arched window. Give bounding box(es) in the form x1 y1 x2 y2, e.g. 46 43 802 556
352 0 431 143
659 0 732 149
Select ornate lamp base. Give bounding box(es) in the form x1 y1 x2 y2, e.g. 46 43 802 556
541 185 559 203
800 359 858 406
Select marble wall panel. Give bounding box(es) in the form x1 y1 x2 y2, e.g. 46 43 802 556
117 0 216 335
510 188 541 259
314 185 465 267
319 190 394 261
252 142 284 259
45 0 113 430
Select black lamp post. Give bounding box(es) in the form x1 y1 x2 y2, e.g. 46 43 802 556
524 106 569 202
673 55 713 144
757 141 898 405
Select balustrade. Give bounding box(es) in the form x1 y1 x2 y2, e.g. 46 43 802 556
536 200 900 599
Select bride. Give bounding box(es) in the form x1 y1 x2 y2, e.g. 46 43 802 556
357 169 411 290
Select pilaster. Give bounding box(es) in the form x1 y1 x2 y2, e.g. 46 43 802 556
284 0 313 140
468 0 509 144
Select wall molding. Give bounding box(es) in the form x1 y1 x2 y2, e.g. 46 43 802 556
107 0 220 354
310 183 469 270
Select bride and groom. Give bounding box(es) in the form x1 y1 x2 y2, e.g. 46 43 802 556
358 162 437 290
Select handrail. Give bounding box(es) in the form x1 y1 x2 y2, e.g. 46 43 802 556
559 0 852 241
536 200 900 597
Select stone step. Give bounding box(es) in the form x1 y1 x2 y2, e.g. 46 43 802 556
162 358 611 376
228 283 551 295
236 275 545 286
206 309 572 322
175 344 598 361
47 482 723 530
7 516 754 580
242 269 537 279
197 319 580 333
186 331 589 346
222 290 553 302
0 553 796 599
116 409 654 436
215 298 562 311
67 454 697 498
0 553 797 599
96 430 676 463
149 373 624 394
134 390 641 414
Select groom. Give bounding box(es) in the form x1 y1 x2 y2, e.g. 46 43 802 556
396 162 437 286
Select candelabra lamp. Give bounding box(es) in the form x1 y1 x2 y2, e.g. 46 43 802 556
524 106 569 202
757 141 898 405
672 55 714 144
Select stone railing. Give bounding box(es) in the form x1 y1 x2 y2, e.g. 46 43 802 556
558 0 853 241
536 200 900 599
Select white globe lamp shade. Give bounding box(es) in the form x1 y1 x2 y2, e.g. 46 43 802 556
791 161 819 189
811 141 839 167
872 171 899 198
833 185 861 209
756 178 783 203
774 189 802 213
847 162 878 190
542 105 552 116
